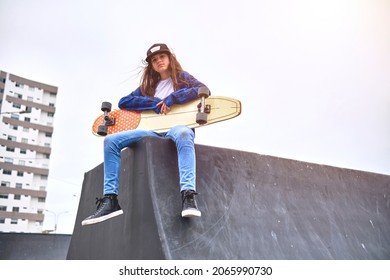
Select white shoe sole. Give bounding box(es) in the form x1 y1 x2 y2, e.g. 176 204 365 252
182 209 201 218
81 209 124 226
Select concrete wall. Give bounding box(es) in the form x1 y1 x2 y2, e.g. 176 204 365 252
68 137 390 260
0 232 71 260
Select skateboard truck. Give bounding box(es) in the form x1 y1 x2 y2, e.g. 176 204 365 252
196 86 210 125
97 102 115 136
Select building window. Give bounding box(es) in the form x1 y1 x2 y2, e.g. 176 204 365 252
45 132 52 138
12 103 21 109
18 160 25 166
1 181 11 187
23 127 29 132
24 117 31 122
0 219 5 224
21 138 28 143
14 195 21 200
6 147 15 152
15 183 22 188
7 135 16 141
0 206 6 211
2 170 12 175
20 149 27 154
10 125 18 130
12 207 19 212
4 157 13 163
15 83 24 88
11 113 19 120
10 219 18 224
17 171 24 177
0 194 8 199
48 112 54 117
38 197 46 203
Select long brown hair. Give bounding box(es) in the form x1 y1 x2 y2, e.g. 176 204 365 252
140 53 184 97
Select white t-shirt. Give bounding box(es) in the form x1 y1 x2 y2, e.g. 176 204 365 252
154 77 174 100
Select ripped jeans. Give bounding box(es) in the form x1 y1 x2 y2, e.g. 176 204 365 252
103 125 196 195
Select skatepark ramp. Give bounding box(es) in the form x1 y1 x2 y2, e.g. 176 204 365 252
67 137 390 259
0 233 71 260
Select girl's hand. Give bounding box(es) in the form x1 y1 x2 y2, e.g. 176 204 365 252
157 101 171 114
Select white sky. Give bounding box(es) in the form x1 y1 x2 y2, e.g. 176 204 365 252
0 0 389 234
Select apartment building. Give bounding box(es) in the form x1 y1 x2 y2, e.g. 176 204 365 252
0 71 57 233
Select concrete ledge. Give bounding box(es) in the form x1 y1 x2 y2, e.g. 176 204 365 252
67 137 390 259
0 233 71 260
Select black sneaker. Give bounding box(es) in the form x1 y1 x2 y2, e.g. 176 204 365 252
81 194 123 226
181 190 201 217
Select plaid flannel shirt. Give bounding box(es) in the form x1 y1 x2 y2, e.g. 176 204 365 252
118 71 207 114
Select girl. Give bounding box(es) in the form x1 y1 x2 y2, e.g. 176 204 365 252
82 43 207 226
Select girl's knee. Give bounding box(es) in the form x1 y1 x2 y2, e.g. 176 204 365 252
175 125 194 138
104 134 121 151
103 134 114 146
168 125 194 141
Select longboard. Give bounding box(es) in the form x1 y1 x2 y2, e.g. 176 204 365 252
92 95 241 136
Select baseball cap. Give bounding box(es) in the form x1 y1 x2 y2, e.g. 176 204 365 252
146 43 171 63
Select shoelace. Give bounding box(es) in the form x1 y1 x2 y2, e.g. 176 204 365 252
182 191 199 203
93 197 108 214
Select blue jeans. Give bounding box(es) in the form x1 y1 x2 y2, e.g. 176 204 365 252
103 125 196 195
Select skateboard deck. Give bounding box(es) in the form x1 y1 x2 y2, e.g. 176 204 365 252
92 96 241 136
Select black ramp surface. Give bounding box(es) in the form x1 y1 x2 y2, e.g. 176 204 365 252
67 137 390 259
0 233 71 260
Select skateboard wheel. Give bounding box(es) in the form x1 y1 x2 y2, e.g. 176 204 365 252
97 125 108 136
101 102 112 112
196 112 208 125
198 86 210 98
